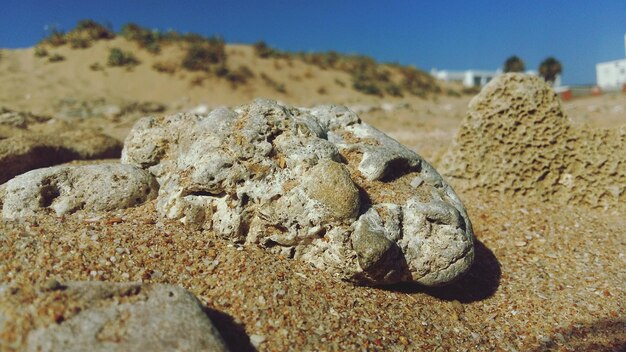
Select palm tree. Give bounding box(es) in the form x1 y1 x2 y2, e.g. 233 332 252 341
539 57 562 83
503 56 525 73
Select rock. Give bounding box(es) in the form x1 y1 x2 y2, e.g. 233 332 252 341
0 281 229 351
0 130 122 184
189 104 210 115
1 163 158 219
300 160 361 222
249 334 266 348
441 73 626 208
122 99 474 286
0 107 51 129
54 98 166 120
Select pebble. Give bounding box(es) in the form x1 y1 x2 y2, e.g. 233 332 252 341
43 278 63 291
249 334 266 348
451 300 464 313
410 176 424 188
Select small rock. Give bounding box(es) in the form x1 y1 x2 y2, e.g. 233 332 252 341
249 334 266 348
2 164 158 219
43 278 65 291
1 281 229 351
451 300 464 314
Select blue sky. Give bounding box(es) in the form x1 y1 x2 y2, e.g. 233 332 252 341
1 0 625 85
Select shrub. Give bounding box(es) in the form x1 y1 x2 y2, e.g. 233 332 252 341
34 46 48 57
334 78 346 87
42 27 67 47
48 53 65 62
89 62 104 71
385 83 403 97
120 23 161 53
400 66 439 97
69 36 90 49
461 86 480 95
107 48 139 67
182 33 207 44
352 74 382 96
40 20 114 49
260 73 287 93
152 61 177 74
317 86 327 95
274 83 287 93
74 19 114 40
182 38 226 72
213 64 229 77
189 75 205 87
303 53 328 69
225 65 254 87
253 41 280 58
446 89 462 97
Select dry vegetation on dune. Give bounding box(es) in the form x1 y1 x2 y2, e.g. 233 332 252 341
0 20 456 113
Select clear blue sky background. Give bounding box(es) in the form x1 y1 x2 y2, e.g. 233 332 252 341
1 0 625 85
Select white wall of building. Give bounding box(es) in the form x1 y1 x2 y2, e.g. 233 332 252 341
431 69 547 88
596 60 626 91
431 69 502 87
595 33 626 91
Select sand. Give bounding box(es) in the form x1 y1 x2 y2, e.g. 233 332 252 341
1 40 625 351
1 189 624 351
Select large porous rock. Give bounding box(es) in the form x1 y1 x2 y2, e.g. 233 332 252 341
0 130 122 184
441 73 626 208
0 281 229 352
122 99 474 286
1 164 158 219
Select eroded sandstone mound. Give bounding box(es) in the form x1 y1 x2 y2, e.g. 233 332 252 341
0 281 228 352
121 99 474 286
0 130 122 184
441 73 625 208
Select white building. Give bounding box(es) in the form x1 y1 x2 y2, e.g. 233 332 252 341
431 68 552 88
595 34 626 91
430 69 501 87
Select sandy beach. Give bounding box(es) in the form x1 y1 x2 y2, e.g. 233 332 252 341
1 34 625 351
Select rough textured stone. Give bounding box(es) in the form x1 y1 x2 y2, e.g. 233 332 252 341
0 130 122 184
0 281 228 352
1 164 158 219
122 99 474 286
441 73 626 209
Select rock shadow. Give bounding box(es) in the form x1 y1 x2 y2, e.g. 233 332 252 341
384 239 501 303
529 318 626 352
203 306 256 351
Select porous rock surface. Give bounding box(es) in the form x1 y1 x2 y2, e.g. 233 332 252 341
122 99 474 286
441 73 626 208
1 164 158 219
0 130 122 184
0 281 228 352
